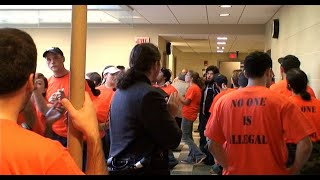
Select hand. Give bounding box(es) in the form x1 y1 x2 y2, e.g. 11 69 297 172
286 165 299 175
60 92 99 137
167 92 180 117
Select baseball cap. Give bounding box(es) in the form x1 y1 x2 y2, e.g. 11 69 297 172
238 72 248 87
213 74 228 87
103 66 120 75
277 57 284 64
279 55 300 72
43 47 64 58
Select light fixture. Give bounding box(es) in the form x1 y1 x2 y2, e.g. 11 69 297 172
222 47 225 50
217 37 227 40
217 50 224 53
217 42 226 45
217 47 220 49
219 5 232 8
220 13 230 17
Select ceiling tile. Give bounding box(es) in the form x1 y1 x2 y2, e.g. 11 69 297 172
239 5 282 24
168 5 207 24
207 5 245 24
130 5 178 24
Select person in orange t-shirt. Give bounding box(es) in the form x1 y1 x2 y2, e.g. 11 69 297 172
286 68 320 174
18 73 49 136
32 47 94 147
180 70 207 164
0 28 107 175
93 66 120 158
270 55 316 98
154 67 179 169
205 51 314 175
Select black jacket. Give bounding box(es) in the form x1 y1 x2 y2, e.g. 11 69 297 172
199 82 219 117
109 74 182 164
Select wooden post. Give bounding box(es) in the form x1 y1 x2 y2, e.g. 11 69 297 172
68 5 87 169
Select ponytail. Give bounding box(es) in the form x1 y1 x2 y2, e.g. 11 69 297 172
300 89 311 101
116 68 147 90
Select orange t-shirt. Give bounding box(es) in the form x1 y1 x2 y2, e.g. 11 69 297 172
32 104 46 136
161 84 178 96
182 83 202 121
288 95 320 142
209 88 237 114
270 80 316 98
46 72 94 137
93 85 115 137
0 120 84 175
204 86 315 175
17 104 45 136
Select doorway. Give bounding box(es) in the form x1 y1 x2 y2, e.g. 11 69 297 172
219 61 241 88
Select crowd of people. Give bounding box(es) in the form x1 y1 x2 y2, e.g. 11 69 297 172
1 28 319 175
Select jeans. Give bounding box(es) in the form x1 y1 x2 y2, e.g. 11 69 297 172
182 118 206 161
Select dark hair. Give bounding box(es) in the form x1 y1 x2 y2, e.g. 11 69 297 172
35 73 48 97
161 67 171 82
116 65 125 70
214 74 228 88
244 51 272 78
188 70 204 89
238 71 248 88
231 69 242 88
117 43 161 90
85 79 101 97
286 68 311 101
86 72 102 87
0 28 37 95
206 65 219 74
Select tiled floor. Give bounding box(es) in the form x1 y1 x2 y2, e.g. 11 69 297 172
170 119 213 175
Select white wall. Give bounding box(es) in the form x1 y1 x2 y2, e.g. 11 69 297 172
265 5 320 98
22 27 160 78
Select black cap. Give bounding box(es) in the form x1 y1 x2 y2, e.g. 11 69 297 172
213 73 228 88
277 57 284 64
280 55 300 73
43 47 64 58
238 72 248 87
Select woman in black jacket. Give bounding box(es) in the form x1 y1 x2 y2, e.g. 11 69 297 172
108 43 182 175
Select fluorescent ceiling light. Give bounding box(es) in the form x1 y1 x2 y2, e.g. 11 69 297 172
217 42 226 45
219 5 232 8
220 13 230 17
217 50 224 53
217 37 227 40
217 47 220 49
222 47 225 50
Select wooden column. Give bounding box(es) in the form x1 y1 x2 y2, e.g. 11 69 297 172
68 5 87 169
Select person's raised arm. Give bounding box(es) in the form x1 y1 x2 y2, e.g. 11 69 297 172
60 92 108 175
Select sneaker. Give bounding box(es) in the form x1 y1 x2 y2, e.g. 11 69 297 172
180 158 195 164
194 155 207 165
210 164 222 175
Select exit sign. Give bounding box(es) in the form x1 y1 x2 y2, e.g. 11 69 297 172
135 37 150 44
229 53 237 59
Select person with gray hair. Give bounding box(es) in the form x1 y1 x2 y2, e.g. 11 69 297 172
172 72 189 129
